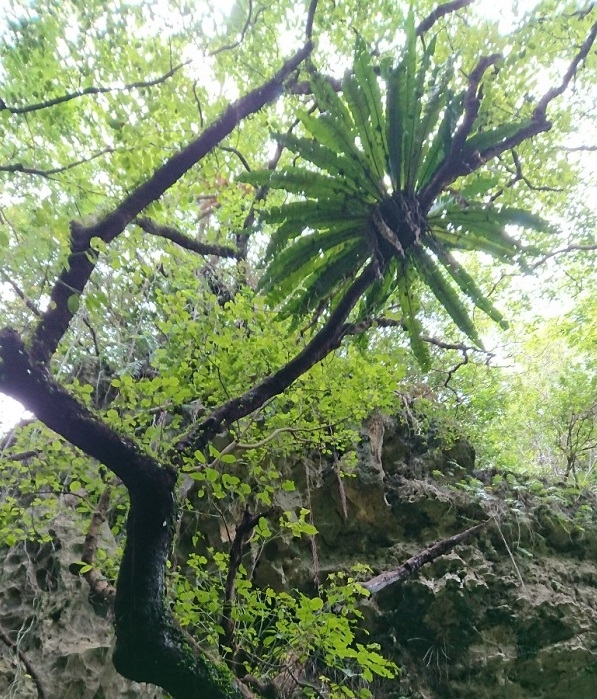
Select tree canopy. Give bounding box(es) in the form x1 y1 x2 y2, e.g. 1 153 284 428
0 1 596 697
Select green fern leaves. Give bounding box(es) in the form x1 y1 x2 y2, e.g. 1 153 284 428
239 14 551 369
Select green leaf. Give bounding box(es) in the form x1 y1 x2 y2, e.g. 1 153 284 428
386 11 417 190
239 167 356 199
413 247 482 346
275 132 381 199
67 294 80 313
462 120 534 156
428 239 508 328
395 262 430 370
344 37 388 184
279 239 368 317
260 225 365 296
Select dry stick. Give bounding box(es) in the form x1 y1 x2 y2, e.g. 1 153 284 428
363 522 487 594
0 625 48 699
80 480 118 605
29 41 313 366
135 217 242 259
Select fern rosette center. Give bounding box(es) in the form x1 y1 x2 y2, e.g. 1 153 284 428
371 190 427 262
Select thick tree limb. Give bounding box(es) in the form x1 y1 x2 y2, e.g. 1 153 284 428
175 260 380 455
29 42 313 365
363 522 486 594
416 0 474 36
0 328 243 699
136 217 241 259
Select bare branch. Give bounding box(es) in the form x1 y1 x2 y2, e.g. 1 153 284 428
363 522 486 594
416 0 474 36
0 64 189 115
558 144 597 152
3 449 40 461
136 217 241 258
219 508 268 665
533 20 597 122
306 0 320 40
219 145 252 172
28 41 312 365
530 243 597 269
419 20 597 208
211 0 253 56
0 269 41 317
0 148 116 179
420 53 501 207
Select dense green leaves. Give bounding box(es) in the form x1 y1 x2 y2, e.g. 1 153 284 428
242 19 554 367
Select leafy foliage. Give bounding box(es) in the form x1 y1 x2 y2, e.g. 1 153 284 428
241 20 553 368
0 1 596 698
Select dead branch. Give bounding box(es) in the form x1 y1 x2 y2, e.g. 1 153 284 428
363 522 486 594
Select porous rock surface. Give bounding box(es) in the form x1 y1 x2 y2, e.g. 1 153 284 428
2 414 597 697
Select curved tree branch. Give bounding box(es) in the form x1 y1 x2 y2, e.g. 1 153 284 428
0 328 244 699
29 41 313 366
416 0 474 36
419 20 597 209
136 217 242 258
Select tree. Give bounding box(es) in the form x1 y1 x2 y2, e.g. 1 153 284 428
0 1 596 697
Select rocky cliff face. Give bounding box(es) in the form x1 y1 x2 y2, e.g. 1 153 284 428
2 414 597 698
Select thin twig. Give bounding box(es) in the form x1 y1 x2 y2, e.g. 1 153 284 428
211 0 253 56
0 148 115 179
530 243 597 269
0 64 189 114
